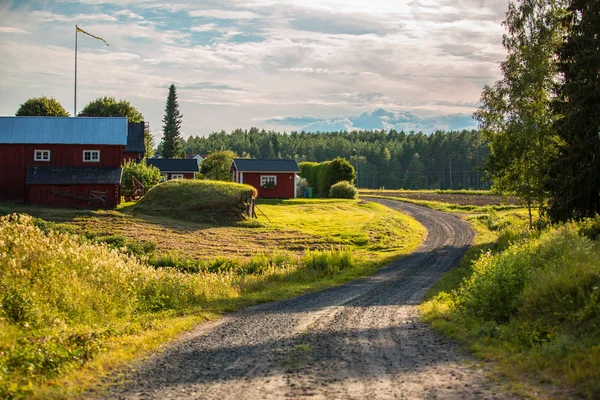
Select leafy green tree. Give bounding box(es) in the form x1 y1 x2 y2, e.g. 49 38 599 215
160 84 184 159
121 160 161 193
200 150 236 181
144 131 155 159
328 157 356 187
474 0 566 228
547 0 600 221
78 97 143 121
16 96 69 116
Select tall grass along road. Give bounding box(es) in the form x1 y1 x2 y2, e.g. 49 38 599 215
99 199 514 399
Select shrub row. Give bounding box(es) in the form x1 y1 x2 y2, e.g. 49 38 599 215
424 217 600 398
299 158 355 196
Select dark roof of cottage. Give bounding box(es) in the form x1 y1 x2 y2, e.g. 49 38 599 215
0 117 128 145
231 159 300 173
126 122 146 153
147 158 200 173
26 166 122 185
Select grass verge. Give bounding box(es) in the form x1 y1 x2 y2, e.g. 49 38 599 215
421 211 600 399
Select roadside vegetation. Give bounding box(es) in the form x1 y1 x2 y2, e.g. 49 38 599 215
0 192 424 399
422 210 600 399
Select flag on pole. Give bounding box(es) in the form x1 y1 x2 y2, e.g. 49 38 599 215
76 25 109 46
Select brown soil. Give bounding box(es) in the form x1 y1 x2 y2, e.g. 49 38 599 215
363 190 523 206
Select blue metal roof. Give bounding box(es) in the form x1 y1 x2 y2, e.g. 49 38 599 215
0 117 128 145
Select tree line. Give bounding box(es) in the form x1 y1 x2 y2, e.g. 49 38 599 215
184 128 490 190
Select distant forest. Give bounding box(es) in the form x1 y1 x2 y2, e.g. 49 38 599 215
183 128 489 190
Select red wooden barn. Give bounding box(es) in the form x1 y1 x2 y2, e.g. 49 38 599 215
146 158 199 181
231 159 300 199
0 116 144 208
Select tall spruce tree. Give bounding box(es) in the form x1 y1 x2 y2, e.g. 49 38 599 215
547 0 600 221
160 84 184 159
474 0 566 228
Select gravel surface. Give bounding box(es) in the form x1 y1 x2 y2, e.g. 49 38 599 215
99 199 517 400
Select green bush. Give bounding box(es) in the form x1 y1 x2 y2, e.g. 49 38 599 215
300 158 355 196
121 160 161 194
329 181 358 199
578 215 600 240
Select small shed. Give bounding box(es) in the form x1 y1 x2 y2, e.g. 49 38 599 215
146 158 199 181
231 159 300 199
26 166 122 208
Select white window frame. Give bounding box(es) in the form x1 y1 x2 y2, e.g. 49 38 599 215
83 150 100 163
260 175 277 187
34 149 51 162
171 174 184 180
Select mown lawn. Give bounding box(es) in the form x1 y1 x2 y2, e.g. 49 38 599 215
0 198 423 262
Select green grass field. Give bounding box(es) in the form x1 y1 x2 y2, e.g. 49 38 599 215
0 191 424 399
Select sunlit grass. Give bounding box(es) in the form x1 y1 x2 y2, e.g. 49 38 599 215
421 209 600 399
0 197 425 399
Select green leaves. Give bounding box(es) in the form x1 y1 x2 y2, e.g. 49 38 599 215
15 96 69 117
78 96 144 122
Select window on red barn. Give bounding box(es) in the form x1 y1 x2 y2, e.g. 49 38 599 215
34 150 50 161
83 150 100 162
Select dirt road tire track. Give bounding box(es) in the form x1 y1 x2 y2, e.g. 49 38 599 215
100 199 516 399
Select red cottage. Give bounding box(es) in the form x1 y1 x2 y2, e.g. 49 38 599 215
0 116 138 208
231 159 300 199
146 158 199 181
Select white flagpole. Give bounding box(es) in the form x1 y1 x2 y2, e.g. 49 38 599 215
74 24 78 116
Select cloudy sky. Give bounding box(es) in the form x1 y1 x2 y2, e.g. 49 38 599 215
0 0 509 138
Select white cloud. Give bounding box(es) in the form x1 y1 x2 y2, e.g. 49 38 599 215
190 23 219 32
0 27 30 34
188 9 259 20
114 10 144 20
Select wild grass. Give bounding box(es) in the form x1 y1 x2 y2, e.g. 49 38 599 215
0 197 425 399
421 213 600 399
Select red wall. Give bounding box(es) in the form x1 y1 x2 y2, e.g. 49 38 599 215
123 152 143 163
0 144 124 202
242 172 296 199
26 184 120 208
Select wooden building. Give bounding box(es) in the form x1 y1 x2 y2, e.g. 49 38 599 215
146 158 199 181
0 116 143 207
231 159 300 199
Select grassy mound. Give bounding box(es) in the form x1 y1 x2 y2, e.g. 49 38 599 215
422 219 600 398
134 180 257 223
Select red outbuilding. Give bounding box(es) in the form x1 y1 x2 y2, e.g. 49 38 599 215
231 159 300 199
146 158 199 181
0 116 144 208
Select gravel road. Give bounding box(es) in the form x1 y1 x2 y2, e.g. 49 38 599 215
101 199 516 399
